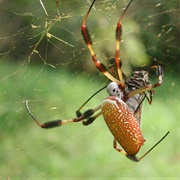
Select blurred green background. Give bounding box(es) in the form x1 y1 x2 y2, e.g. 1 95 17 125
0 0 179 179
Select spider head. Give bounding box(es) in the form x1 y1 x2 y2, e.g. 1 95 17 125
106 82 124 100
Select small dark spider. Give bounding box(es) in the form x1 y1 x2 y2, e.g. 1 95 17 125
26 0 169 162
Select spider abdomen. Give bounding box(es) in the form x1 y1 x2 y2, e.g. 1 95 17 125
101 96 145 156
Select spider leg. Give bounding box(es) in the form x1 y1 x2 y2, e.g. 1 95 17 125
82 111 102 126
81 0 121 85
113 138 127 155
76 86 106 117
115 0 135 88
25 100 101 129
126 131 170 162
113 131 169 162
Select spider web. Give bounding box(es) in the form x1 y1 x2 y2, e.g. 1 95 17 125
0 0 179 178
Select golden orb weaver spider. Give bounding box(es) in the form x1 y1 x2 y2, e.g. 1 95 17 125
25 0 169 162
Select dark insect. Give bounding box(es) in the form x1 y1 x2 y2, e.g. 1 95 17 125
26 0 169 162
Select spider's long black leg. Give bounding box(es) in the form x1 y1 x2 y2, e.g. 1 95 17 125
25 100 101 129
127 131 170 162
127 66 163 98
113 132 169 162
81 0 121 85
76 86 106 117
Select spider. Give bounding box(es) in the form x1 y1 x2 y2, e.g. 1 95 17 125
25 0 169 162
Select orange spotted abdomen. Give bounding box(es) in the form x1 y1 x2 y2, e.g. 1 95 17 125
101 96 145 156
